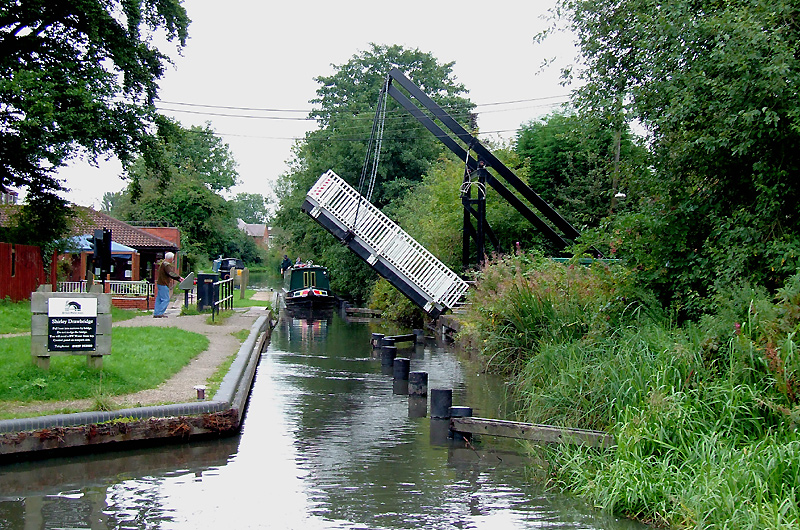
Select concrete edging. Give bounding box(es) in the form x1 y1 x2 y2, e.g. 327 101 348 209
0 313 275 458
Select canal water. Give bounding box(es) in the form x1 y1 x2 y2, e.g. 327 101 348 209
0 309 646 529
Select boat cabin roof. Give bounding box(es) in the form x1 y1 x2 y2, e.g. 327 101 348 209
284 265 331 291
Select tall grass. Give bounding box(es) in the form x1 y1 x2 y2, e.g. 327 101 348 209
461 252 800 528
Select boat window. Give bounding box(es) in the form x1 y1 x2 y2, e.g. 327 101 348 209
303 271 316 287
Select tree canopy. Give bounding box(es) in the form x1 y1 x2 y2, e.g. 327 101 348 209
0 0 189 241
556 0 800 314
111 120 262 266
516 111 650 229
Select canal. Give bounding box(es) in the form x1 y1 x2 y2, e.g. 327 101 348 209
0 308 646 529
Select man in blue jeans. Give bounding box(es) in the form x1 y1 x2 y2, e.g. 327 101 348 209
154 252 183 318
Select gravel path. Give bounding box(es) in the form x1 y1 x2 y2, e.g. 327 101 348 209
1 292 276 418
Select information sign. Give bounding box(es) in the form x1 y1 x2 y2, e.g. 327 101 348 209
47 297 98 352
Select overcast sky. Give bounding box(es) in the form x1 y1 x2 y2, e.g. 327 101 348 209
55 0 578 208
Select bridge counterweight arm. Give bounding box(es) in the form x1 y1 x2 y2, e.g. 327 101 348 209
387 67 587 249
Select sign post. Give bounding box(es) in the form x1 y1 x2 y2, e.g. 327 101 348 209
31 288 112 370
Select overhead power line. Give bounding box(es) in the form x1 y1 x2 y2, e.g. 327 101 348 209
156 93 571 117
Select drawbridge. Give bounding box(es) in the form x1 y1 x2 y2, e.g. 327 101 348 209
301 69 590 317
302 170 470 318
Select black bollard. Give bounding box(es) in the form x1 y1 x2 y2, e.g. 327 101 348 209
430 388 453 419
380 345 397 368
371 333 385 349
449 406 473 443
393 357 410 381
408 395 427 418
393 379 409 395
382 336 396 348
408 371 428 397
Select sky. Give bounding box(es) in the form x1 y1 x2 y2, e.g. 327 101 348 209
54 0 579 209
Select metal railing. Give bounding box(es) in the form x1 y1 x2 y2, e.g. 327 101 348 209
57 281 87 293
212 277 235 322
306 170 470 313
57 280 154 297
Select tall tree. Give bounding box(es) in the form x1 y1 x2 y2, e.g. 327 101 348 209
555 0 800 314
231 192 271 224
516 111 650 229
115 120 261 265
0 0 189 242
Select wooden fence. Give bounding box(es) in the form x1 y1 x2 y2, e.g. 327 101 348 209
0 242 46 301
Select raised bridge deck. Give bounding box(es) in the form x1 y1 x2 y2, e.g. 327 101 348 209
301 170 470 318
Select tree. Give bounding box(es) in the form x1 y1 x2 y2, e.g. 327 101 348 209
273 44 475 302
231 192 271 224
555 0 800 314
515 111 650 229
114 120 262 264
0 0 189 242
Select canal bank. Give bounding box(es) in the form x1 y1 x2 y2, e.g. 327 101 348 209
0 297 277 460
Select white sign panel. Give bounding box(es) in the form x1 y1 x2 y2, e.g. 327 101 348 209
48 298 98 318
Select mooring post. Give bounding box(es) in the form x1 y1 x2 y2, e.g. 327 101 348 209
381 345 397 368
449 406 473 443
393 358 410 380
392 357 411 395
430 388 453 419
409 395 427 418
371 333 384 349
408 371 428 397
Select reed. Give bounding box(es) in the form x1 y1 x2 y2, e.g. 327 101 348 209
462 253 800 528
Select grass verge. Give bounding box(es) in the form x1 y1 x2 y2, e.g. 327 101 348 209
0 327 208 418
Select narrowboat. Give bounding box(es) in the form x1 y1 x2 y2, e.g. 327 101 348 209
282 264 337 311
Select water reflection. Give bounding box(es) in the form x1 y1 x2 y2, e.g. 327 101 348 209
0 312 646 530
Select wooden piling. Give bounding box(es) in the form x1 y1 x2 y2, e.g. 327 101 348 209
430 389 452 419
449 417 615 448
408 371 428 397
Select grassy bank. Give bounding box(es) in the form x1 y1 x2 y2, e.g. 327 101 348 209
0 299 213 420
0 328 208 404
459 253 800 528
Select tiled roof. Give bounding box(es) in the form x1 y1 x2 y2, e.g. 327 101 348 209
237 218 267 238
70 207 178 250
0 205 178 251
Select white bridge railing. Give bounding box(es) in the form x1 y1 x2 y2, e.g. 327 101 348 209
305 170 469 314
58 280 154 297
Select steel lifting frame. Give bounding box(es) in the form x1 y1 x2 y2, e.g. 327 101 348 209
385 68 588 266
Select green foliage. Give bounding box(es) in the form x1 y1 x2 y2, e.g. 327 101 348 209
515 111 650 228
113 119 264 265
0 327 207 405
231 192 272 224
464 253 800 527
553 0 800 314
461 251 661 374
368 278 425 328
0 0 189 230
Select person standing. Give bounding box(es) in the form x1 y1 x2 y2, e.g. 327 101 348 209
280 254 292 275
154 252 183 318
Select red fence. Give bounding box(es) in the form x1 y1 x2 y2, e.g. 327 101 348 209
0 242 46 301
